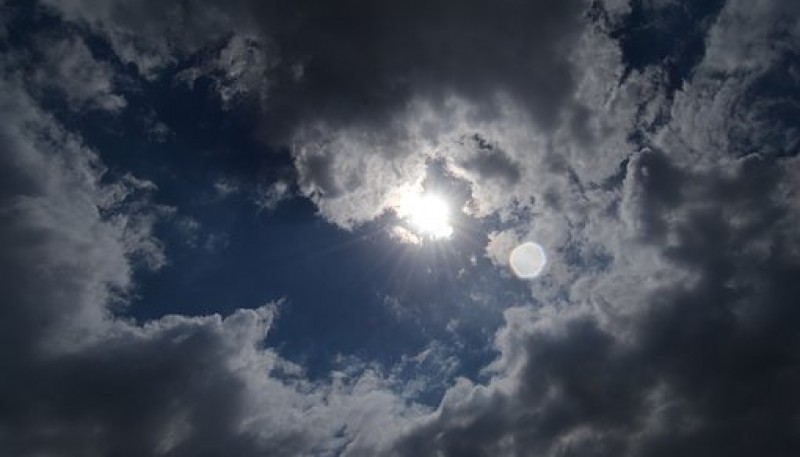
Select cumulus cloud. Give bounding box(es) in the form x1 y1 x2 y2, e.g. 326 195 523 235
42 0 599 227
3 0 800 456
377 2 800 455
0 78 160 353
0 60 426 457
387 154 800 456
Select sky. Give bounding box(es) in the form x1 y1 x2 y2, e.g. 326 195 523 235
1 0 799 456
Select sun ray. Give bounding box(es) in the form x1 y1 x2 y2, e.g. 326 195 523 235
394 190 454 241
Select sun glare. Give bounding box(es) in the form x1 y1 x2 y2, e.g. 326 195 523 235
397 192 454 240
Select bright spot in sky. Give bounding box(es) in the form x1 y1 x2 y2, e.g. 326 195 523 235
398 193 454 240
509 242 547 279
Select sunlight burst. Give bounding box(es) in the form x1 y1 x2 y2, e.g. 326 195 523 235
397 192 454 240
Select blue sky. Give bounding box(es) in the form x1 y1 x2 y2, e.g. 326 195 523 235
2 1 800 456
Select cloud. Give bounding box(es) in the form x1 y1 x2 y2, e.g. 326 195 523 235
0 76 161 353
453 135 522 187
42 0 600 227
377 2 800 454
291 118 431 228
175 34 276 108
0 24 127 112
34 37 127 111
253 179 292 212
3 1 800 456
389 306 650 456
41 0 249 78
485 230 522 270
386 152 800 456
1 307 272 456
701 0 800 74
0 65 429 456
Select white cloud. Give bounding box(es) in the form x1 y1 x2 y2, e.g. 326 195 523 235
485 230 521 269
292 118 431 228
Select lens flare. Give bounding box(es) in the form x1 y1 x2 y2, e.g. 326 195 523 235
509 242 547 278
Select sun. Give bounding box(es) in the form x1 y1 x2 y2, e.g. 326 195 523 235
408 194 453 239
395 191 454 240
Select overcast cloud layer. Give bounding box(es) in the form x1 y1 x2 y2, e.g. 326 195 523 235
2 0 800 456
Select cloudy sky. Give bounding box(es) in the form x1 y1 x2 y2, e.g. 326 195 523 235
1 0 799 455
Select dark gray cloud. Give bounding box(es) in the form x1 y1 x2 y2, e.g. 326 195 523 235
0 311 266 457
248 0 586 136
